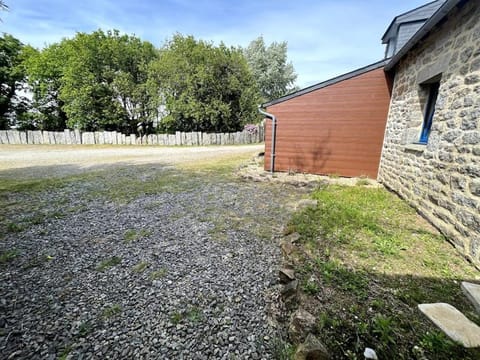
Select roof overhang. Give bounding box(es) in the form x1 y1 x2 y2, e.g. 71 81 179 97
263 59 388 108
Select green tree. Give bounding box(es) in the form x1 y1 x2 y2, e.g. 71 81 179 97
23 43 68 130
243 35 297 102
25 30 158 132
0 33 29 129
149 34 260 133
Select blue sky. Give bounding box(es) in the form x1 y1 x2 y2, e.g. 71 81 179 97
2 0 430 88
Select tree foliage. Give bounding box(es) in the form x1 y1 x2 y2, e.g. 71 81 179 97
243 35 297 102
2 30 297 133
0 34 29 129
149 34 260 133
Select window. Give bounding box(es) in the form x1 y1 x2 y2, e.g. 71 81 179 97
419 81 440 144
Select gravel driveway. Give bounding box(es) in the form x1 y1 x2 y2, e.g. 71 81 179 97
0 146 302 359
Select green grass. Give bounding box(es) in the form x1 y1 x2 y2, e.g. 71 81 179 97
149 268 167 280
124 228 152 243
0 249 20 264
102 304 122 318
96 256 122 271
132 260 150 273
285 184 480 359
170 306 203 325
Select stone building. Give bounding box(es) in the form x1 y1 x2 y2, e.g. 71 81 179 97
378 0 480 267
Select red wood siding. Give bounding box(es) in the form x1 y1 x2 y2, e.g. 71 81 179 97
264 67 391 179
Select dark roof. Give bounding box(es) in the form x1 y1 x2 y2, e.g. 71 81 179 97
263 59 387 107
381 0 445 43
385 0 462 70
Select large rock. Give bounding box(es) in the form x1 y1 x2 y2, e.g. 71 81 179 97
418 303 480 347
288 309 317 343
294 334 329 360
461 282 480 314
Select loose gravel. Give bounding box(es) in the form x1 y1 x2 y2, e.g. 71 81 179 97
1 162 304 359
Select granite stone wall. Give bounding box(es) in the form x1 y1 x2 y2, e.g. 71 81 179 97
378 1 480 267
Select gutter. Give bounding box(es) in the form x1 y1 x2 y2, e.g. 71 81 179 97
258 106 277 174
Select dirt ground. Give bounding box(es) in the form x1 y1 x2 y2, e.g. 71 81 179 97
0 144 264 178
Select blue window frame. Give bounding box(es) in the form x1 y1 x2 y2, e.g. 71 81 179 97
419 82 440 144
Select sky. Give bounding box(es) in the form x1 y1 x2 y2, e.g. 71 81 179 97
1 0 432 88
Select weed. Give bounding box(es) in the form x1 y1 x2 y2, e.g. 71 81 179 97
302 279 320 295
23 254 53 269
149 268 167 280
356 178 370 186
0 249 20 264
124 228 152 243
372 314 395 345
6 222 24 233
186 307 202 323
133 261 150 273
420 331 458 355
170 311 183 324
78 321 93 336
272 337 296 360
58 345 73 360
102 304 122 318
96 256 121 271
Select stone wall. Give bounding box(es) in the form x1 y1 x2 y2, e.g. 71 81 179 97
0 125 264 146
378 1 480 267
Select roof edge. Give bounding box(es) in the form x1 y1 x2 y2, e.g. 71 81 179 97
381 0 442 42
385 0 461 71
263 59 388 108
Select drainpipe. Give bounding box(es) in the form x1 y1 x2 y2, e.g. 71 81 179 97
258 106 277 174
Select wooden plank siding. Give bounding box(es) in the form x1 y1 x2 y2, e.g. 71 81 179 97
264 67 391 179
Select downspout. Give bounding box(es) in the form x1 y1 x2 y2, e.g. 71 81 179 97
258 106 277 174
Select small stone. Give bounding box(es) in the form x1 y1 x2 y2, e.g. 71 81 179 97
294 334 329 360
288 309 317 344
281 280 299 299
279 268 296 284
364 347 378 359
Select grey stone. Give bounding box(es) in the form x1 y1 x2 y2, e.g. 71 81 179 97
442 129 462 142
470 179 480 197
465 74 480 85
279 268 296 284
418 303 480 347
294 334 329 360
461 282 480 314
462 131 480 145
281 280 299 299
288 309 317 344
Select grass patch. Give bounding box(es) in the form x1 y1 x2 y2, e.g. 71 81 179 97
0 249 20 264
124 228 152 243
96 256 121 271
285 184 480 359
102 304 122 318
58 345 73 360
170 306 203 325
149 267 167 280
133 260 150 273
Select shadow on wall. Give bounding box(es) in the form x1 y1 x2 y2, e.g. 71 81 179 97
288 130 332 175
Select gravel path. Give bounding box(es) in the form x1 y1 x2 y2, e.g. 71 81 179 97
0 157 302 359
